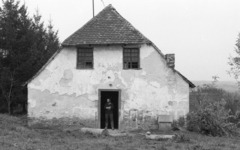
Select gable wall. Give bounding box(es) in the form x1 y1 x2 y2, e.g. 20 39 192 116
28 44 189 129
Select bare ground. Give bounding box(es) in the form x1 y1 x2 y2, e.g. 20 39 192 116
0 114 240 150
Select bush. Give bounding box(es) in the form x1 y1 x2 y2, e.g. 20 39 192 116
171 120 179 130
186 99 238 136
178 117 185 127
190 77 240 114
171 117 186 131
188 78 240 136
172 133 190 143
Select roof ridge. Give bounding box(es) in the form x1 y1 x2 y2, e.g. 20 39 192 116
110 7 151 44
62 4 151 46
62 5 114 46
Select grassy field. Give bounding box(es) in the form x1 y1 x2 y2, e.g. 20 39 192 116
0 114 240 150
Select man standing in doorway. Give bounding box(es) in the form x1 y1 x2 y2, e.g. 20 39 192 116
104 98 114 130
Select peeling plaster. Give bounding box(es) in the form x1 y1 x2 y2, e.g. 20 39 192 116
28 44 190 129
141 70 147 76
28 99 36 108
32 80 41 86
59 69 73 87
31 69 50 86
150 81 160 88
72 107 97 119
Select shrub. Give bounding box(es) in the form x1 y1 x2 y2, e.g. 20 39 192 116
171 117 186 131
188 78 240 136
172 133 190 143
186 99 237 136
171 120 179 130
178 117 185 127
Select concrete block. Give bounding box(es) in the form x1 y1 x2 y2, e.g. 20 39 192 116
158 115 172 123
158 123 171 131
158 115 172 131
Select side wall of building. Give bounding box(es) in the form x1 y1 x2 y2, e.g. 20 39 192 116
28 44 189 129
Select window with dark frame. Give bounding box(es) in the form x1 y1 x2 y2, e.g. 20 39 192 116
123 48 140 69
77 48 93 69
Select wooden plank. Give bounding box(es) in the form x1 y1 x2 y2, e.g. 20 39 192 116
146 133 174 140
80 128 109 136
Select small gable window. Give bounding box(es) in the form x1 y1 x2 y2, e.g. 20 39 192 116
77 48 93 69
123 48 140 69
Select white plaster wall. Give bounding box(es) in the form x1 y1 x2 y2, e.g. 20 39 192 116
28 44 189 122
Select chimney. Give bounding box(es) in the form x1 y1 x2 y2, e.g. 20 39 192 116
165 54 175 69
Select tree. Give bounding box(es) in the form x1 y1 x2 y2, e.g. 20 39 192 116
0 0 60 114
0 0 32 114
228 33 240 91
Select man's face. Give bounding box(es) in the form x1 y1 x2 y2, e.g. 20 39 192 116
107 99 110 103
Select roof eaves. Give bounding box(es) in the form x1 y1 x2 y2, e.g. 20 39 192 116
22 48 63 86
62 42 148 47
150 42 166 58
150 42 195 88
174 70 196 88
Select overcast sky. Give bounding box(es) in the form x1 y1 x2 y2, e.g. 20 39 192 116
19 0 240 81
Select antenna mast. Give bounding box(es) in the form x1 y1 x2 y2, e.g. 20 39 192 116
92 0 95 18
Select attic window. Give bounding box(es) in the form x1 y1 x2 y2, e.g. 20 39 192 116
77 48 93 69
123 48 140 69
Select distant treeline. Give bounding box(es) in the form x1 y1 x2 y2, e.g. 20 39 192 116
193 81 239 93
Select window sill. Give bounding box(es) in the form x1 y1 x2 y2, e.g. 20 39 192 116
123 68 142 70
76 68 94 70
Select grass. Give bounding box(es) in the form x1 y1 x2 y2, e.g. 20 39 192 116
0 114 240 150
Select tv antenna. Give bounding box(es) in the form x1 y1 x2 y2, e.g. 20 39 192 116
101 0 106 7
92 0 95 18
92 0 106 18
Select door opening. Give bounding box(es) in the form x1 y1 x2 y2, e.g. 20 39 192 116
100 90 120 129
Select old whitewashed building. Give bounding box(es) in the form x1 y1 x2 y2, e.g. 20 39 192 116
26 5 195 130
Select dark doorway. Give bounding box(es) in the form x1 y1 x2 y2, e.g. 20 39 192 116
100 90 120 129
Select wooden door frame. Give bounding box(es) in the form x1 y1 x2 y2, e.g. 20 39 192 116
98 89 121 129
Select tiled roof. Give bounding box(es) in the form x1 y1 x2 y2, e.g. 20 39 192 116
24 5 195 88
62 5 151 46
